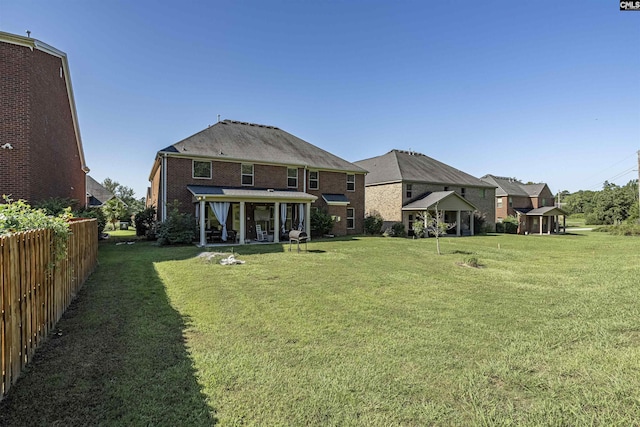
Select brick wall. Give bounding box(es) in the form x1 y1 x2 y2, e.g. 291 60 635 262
364 183 403 222
0 42 31 201
0 40 85 205
161 156 365 235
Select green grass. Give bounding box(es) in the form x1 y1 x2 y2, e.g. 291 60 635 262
2 232 640 425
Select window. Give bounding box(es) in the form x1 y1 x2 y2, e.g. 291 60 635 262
541 198 547 207
309 170 319 190
193 160 211 179
287 168 298 188
347 208 355 229
461 188 466 198
406 184 412 199
408 214 414 231
497 197 503 208
241 164 254 186
508 197 513 208
481 189 486 199
347 174 355 192
444 186 449 191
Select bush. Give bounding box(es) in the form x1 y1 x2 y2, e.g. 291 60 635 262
496 216 518 234
74 207 106 238
0 197 71 263
464 256 479 267
310 209 335 237
386 222 406 238
156 202 195 245
412 220 425 238
473 212 487 234
363 211 384 235
34 197 80 216
134 206 157 238
593 224 640 236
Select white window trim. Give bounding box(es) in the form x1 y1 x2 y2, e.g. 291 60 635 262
241 163 254 186
347 207 355 229
287 167 298 188
347 174 355 192
193 160 212 179
309 170 319 190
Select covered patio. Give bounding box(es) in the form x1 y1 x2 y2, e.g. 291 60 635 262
402 191 477 236
515 206 568 235
188 185 317 246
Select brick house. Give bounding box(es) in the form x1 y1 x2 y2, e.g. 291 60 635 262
0 31 89 205
147 120 367 245
354 150 496 235
480 174 566 234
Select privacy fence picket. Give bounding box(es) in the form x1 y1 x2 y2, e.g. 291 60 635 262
0 219 97 400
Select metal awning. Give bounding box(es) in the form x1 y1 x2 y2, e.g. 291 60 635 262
322 193 350 206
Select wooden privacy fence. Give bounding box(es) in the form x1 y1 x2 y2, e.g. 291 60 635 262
0 219 98 400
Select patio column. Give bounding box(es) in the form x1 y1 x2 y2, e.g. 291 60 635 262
274 202 280 243
199 199 206 246
239 201 246 245
470 211 474 236
547 216 552 235
306 202 312 241
539 216 543 234
456 210 461 236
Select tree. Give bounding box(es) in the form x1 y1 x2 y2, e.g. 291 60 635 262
102 198 127 231
102 178 145 219
417 203 456 255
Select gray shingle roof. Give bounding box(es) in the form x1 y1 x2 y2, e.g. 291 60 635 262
187 185 317 202
480 175 529 197
354 150 494 188
161 120 366 173
481 175 549 197
86 176 114 207
402 191 476 211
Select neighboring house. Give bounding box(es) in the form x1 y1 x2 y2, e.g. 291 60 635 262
480 174 566 234
0 31 89 205
86 176 115 207
354 150 496 235
147 119 367 245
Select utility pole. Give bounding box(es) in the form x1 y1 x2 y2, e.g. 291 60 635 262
637 150 640 224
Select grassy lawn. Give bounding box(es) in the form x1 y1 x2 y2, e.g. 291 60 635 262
1 232 640 425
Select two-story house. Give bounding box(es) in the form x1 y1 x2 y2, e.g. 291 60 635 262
354 150 496 235
0 31 89 205
147 120 367 245
480 174 566 234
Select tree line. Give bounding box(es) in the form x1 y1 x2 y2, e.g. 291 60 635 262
560 180 639 225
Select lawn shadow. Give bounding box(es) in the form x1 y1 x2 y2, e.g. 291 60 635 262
0 241 217 426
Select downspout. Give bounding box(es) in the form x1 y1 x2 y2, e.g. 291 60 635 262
161 153 167 221
303 165 307 193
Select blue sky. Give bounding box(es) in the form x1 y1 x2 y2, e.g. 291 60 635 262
1 0 639 198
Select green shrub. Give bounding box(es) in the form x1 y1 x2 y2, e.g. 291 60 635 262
497 216 518 234
0 196 71 263
363 211 384 235
593 224 640 236
156 202 195 245
74 207 106 238
134 206 157 238
473 212 487 234
389 222 406 237
310 209 335 237
34 197 80 216
412 220 425 238
464 256 479 267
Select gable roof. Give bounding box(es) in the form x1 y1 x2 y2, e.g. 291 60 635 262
0 31 89 174
158 120 366 174
86 176 115 207
402 191 477 211
481 175 550 197
354 150 493 188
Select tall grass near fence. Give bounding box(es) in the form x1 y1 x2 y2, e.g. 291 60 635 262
0 219 98 400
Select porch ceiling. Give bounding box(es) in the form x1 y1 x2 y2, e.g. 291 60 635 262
187 185 317 203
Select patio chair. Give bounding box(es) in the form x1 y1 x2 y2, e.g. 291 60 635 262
255 224 268 241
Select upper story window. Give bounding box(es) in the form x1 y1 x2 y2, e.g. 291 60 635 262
444 186 449 191
193 160 212 179
309 170 319 190
497 197 503 208
481 189 486 199
541 198 547 207
287 168 298 188
406 184 412 199
508 197 513 208
347 174 355 192
241 164 254 186
461 188 466 198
